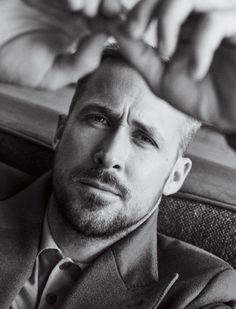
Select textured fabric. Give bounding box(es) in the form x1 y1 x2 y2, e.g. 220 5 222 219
159 196 236 268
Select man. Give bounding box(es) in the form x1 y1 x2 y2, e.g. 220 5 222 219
1 48 236 309
1 1 236 308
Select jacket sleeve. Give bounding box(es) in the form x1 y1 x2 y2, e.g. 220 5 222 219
191 268 236 309
157 268 236 309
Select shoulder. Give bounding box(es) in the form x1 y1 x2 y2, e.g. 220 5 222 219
157 232 232 272
157 233 236 308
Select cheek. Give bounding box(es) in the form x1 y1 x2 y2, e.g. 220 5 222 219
129 153 173 196
58 126 96 167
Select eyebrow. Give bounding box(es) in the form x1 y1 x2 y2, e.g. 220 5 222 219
79 102 166 146
132 120 165 146
79 103 119 118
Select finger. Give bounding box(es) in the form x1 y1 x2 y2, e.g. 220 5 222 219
124 0 159 39
189 11 236 80
162 47 235 127
158 0 236 60
157 0 195 59
66 0 84 11
100 0 125 18
82 0 102 17
195 0 236 11
40 33 107 90
23 0 74 13
110 25 164 94
161 51 202 119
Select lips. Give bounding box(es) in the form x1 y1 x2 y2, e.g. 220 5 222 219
79 179 120 197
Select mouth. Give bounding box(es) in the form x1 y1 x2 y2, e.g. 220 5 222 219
79 179 120 197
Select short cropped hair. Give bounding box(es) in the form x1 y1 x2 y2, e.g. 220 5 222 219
179 116 201 155
69 44 201 155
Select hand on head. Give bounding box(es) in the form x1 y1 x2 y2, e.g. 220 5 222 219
110 0 236 132
2 0 236 132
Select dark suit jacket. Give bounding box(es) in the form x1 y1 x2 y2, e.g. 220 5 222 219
0 173 236 309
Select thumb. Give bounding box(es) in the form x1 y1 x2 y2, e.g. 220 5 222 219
40 33 107 90
161 47 218 125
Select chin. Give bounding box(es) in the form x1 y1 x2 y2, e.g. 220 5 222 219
53 174 148 238
67 210 130 237
58 195 133 238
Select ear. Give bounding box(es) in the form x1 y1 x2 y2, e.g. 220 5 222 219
53 114 67 150
163 156 192 196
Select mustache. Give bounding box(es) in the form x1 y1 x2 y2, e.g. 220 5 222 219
70 167 130 200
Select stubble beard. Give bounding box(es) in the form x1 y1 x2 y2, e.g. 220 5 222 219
54 185 131 237
53 173 162 238
52 165 135 238
52 159 164 238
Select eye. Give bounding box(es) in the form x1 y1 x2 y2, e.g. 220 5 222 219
134 132 158 148
87 114 110 127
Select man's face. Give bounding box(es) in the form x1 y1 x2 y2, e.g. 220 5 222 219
53 60 189 237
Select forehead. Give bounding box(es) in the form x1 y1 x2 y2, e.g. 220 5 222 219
72 60 186 143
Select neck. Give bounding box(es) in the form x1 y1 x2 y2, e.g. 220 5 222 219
48 195 159 264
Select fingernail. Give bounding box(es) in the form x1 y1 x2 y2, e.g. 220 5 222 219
68 0 84 10
192 70 205 81
100 0 125 18
158 41 170 63
160 54 170 63
83 8 96 18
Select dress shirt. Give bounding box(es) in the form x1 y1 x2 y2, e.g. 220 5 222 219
11 210 88 309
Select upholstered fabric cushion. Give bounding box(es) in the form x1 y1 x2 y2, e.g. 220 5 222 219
159 155 236 268
159 195 236 268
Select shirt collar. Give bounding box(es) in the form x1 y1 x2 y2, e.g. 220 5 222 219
38 207 63 256
38 200 90 270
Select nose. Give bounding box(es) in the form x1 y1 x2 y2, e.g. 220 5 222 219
93 127 128 171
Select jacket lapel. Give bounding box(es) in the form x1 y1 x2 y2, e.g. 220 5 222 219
0 173 51 308
61 209 179 309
